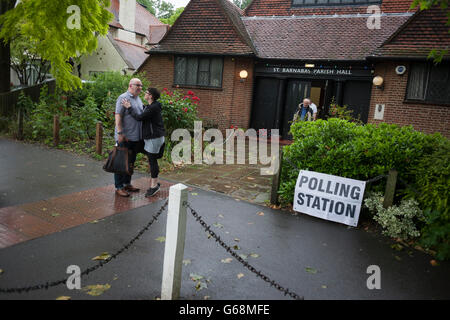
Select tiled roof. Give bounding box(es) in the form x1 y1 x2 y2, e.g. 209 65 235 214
370 7 450 59
245 0 416 16
111 37 149 70
150 0 255 55
243 13 412 60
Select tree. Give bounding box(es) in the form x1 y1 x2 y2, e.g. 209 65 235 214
10 35 51 86
138 0 174 19
232 0 252 9
0 0 15 93
0 0 113 92
160 7 184 26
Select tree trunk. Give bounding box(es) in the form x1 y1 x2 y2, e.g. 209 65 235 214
0 0 16 93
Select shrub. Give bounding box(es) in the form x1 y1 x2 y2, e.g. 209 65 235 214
404 139 450 260
279 119 438 204
364 192 425 241
159 87 200 138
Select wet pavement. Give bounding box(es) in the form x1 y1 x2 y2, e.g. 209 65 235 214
0 137 449 301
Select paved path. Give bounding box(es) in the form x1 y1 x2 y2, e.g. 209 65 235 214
0 137 449 300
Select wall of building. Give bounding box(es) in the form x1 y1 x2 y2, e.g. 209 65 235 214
139 54 254 131
78 36 128 80
368 61 450 138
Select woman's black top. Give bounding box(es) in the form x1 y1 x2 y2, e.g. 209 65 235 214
127 101 165 139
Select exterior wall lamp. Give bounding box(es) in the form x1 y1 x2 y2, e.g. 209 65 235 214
373 76 384 90
239 70 248 82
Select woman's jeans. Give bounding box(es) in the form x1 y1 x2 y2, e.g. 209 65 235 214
114 140 144 189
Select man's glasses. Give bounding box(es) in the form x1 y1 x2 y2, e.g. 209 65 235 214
132 84 143 87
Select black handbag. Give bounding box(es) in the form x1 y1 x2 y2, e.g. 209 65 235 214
103 146 134 175
157 142 165 159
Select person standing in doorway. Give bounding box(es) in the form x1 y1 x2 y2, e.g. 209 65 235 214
304 98 318 121
114 78 145 197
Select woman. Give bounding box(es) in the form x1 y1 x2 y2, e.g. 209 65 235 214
122 87 165 197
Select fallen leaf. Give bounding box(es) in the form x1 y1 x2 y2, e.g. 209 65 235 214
191 193 198 196
75 164 85 167
233 245 240 250
59 165 67 168
183 259 191 266
430 260 439 267
394 255 402 261
190 273 204 281
234 238 240 242
82 284 111 296
218 214 224 219
305 267 317 274
247 177 255 180
155 236 166 243
195 281 207 291
42 208 47 211
321 285 328 289
249 253 260 258
257 211 264 216
238 254 248 260
213 223 224 229
221 258 233 264
237 273 244 279
203 296 210 300
56 296 71 300
92 252 111 261
391 244 403 251
51 213 60 218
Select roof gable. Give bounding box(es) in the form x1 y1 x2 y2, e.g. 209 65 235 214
371 7 450 59
150 0 254 55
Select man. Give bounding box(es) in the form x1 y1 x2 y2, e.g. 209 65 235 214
114 78 145 197
302 98 318 121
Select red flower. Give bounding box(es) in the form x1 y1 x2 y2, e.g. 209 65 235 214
169 101 173 105
187 90 194 96
184 107 188 113
230 125 235 129
192 96 200 101
163 88 168 92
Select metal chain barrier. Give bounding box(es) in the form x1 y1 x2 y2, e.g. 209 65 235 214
0 199 168 294
185 201 304 300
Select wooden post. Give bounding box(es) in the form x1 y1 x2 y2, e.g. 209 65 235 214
53 114 59 146
270 148 283 205
96 122 103 155
161 184 188 300
17 107 23 140
383 169 398 209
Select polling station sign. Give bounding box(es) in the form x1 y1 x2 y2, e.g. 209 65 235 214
293 170 366 227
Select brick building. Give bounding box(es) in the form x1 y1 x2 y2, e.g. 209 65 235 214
138 0 450 138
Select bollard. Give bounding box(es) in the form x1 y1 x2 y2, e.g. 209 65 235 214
161 183 188 300
17 108 24 141
270 148 283 205
383 169 398 209
53 115 60 146
96 122 103 155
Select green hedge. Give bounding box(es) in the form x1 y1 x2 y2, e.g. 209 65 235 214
280 119 450 259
